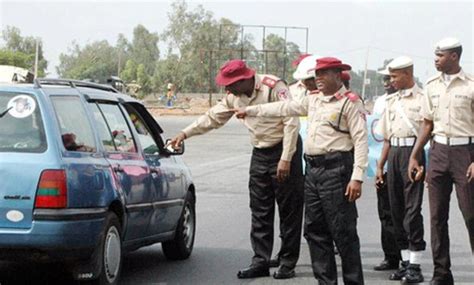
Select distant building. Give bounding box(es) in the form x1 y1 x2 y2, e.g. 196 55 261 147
0 65 34 83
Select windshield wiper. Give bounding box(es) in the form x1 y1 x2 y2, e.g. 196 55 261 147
0 106 12 118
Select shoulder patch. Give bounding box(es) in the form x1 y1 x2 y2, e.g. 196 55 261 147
344 91 360 102
262 76 280 88
277 89 290 100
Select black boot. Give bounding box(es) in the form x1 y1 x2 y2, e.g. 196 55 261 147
402 264 424 284
268 255 280 268
389 260 409 280
373 259 399 271
237 265 269 279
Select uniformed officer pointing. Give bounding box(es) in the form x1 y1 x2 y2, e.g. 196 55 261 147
170 59 304 280
234 57 368 284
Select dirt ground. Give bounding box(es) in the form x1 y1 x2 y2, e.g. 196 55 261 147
145 97 212 116
145 93 376 117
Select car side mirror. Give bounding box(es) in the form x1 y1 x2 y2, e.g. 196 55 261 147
164 139 184 155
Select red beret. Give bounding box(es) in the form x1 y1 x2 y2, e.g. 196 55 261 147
310 57 351 72
215 59 256 86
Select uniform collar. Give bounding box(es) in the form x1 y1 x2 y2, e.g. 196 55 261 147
442 69 465 82
398 84 419 98
319 85 347 102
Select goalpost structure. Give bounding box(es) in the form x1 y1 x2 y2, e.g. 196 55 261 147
200 24 309 106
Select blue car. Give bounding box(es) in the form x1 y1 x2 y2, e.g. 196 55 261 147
0 79 196 284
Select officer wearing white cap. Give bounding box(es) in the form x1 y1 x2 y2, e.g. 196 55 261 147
372 61 402 272
377 56 426 283
289 54 320 102
409 38 474 285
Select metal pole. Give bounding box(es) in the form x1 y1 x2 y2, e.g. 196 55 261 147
305 28 309 53
240 26 244 59
117 50 121 76
262 26 266 74
282 27 288 79
34 39 39 79
209 50 213 107
361 47 370 100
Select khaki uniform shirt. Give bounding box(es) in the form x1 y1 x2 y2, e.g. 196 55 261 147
246 86 368 181
379 84 424 140
421 69 474 137
182 74 300 161
289 80 308 102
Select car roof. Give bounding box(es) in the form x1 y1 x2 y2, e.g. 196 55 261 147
0 79 141 104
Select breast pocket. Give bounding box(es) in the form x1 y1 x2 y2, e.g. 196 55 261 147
453 95 471 120
407 106 422 122
431 96 440 120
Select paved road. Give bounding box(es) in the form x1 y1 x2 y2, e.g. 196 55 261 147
120 116 473 285
0 115 472 284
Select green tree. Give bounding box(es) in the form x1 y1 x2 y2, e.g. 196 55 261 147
263 33 301 83
136 64 150 95
0 49 31 68
120 59 137 83
0 26 48 76
161 0 257 92
130 25 159 74
57 40 118 82
116 33 131 76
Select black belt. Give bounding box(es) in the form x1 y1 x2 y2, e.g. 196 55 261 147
305 150 353 169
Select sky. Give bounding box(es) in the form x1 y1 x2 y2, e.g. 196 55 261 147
0 0 473 83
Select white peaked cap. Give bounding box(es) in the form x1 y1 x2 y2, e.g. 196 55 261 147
388 56 413 70
435 37 462 51
293 55 322 80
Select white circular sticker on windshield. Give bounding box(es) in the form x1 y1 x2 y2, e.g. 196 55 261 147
7 95 36 118
6 210 24 222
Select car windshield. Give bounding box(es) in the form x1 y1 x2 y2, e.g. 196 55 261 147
0 91 47 153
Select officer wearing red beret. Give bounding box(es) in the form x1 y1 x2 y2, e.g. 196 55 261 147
170 59 304 280
235 57 368 284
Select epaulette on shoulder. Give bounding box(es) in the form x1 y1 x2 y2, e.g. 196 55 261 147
262 76 280 88
344 91 360 102
426 73 441 85
464 72 474 81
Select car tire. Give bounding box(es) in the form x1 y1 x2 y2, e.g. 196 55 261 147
162 191 196 260
83 212 122 285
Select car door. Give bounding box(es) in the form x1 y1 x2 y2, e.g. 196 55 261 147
122 103 185 236
88 101 153 241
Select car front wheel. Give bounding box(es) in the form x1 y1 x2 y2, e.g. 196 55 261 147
162 191 196 260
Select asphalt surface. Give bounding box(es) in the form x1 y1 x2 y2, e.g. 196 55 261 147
0 115 472 285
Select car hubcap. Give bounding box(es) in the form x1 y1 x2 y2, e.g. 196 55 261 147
104 226 121 283
182 203 195 249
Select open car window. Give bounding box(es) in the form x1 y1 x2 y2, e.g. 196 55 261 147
123 104 160 155
92 102 137 153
